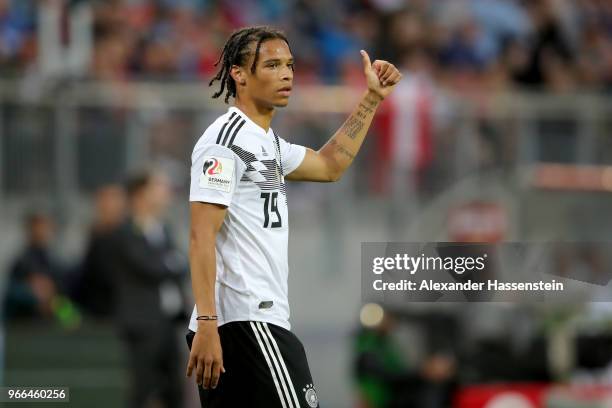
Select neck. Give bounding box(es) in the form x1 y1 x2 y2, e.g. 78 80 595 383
234 96 275 132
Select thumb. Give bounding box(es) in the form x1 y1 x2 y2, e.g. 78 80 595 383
360 49 371 72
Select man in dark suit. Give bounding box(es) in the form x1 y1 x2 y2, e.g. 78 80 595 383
74 184 126 318
111 170 188 408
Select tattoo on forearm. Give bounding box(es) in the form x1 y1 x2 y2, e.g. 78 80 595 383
342 116 364 140
345 96 380 137
358 102 374 115
364 92 382 107
329 139 356 160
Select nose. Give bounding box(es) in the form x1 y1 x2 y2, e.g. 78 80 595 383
280 65 293 82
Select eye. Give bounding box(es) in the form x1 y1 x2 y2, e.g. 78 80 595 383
288 63 295 71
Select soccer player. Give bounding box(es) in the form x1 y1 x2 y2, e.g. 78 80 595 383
186 26 402 407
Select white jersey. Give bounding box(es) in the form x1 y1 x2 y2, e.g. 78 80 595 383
188 106 306 332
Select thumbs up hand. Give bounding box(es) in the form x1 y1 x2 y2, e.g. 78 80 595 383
360 50 402 100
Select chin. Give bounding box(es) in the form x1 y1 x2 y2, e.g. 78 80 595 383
274 98 290 108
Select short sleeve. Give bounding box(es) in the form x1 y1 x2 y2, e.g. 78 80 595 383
189 143 246 206
276 136 306 175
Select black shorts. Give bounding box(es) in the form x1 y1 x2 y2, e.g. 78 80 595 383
186 321 320 408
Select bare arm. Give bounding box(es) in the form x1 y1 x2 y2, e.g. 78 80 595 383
186 201 226 389
286 50 402 182
286 90 382 182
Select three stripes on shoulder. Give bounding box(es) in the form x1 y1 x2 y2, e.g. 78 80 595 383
217 112 246 148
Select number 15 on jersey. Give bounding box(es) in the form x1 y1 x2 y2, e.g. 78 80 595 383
261 192 282 228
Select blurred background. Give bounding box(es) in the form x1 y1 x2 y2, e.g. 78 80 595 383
1 0 612 407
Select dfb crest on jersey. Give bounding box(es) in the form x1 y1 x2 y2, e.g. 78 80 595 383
303 384 318 407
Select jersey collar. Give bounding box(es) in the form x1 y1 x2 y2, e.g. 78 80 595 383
228 106 271 136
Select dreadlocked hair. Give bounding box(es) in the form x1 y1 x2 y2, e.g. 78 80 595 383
209 26 290 104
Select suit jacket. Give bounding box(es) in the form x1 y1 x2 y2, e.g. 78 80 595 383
75 228 117 318
110 217 188 332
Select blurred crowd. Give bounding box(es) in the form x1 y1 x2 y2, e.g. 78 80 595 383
1 0 612 92
2 171 191 408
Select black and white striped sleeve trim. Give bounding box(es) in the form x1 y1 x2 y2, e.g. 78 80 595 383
216 112 246 148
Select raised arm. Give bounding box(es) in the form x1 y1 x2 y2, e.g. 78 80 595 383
186 201 226 390
286 50 402 182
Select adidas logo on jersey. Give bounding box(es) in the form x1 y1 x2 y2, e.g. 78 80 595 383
261 146 269 156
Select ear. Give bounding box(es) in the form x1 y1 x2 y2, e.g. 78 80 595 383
230 65 246 86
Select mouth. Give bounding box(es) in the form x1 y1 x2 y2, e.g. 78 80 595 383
277 86 292 97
